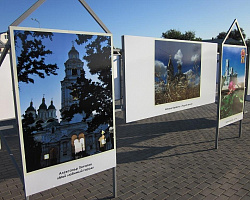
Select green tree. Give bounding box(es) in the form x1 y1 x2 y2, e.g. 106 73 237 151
162 29 202 41
246 38 250 47
22 113 42 172
216 28 246 41
62 35 113 132
15 31 58 84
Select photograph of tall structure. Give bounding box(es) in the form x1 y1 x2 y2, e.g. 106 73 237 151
220 45 246 120
155 40 201 105
13 29 114 173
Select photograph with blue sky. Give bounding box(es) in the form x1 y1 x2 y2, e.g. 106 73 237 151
15 30 99 120
155 40 201 105
222 45 246 85
220 45 246 120
11 27 114 172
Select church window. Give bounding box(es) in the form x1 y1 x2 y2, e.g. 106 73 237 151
72 89 78 100
63 142 68 155
79 133 85 151
71 135 78 154
49 147 58 165
74 139 81 154
72 68 77 76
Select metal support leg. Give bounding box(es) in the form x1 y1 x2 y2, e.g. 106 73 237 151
239 120 242 137
215 125 219 149
113 167 117 198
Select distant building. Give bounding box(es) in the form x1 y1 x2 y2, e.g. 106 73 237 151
223 59 238 87
0 32 8 52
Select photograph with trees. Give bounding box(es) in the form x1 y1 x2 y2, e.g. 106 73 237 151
220 45 246 121
11 27 114 172
155 39 201 105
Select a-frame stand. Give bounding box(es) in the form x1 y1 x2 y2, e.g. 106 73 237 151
0 0 117 199
215 19 248 149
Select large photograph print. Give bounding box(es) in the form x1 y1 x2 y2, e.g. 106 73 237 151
10 26 115 196
155 40 201 105
123 35 217 123
219 45 246 128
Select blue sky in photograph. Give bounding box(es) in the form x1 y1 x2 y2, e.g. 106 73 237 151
1 0 250 48
155 40 201 72
14 29 109 119
155 40 201 83
222 45 246 84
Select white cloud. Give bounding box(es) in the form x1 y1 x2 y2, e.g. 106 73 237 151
191 54 199 62
174 49 183 65
155 60 167 77
237 75 245 83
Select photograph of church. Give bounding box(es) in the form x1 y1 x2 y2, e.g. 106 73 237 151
155 40 201 105
13 29 114 173
220 45 246 120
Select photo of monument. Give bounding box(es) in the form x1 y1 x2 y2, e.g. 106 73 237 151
12 28 114 173
220 45 246 120
155 40 201 105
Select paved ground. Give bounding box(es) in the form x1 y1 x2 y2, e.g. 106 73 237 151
1 102 250 200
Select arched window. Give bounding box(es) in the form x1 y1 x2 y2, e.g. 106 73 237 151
79 133 85 151
49 147 58 165
71 133 85 159
72 68 77 76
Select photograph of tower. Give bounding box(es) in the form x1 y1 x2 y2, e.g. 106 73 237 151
11 28 114 173
220 45 246 120
155 40 201 105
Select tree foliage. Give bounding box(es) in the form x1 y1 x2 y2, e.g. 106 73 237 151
246 38 250 47
162 29 202 41
22 113 42 172
216 28 246 41
62 35 113 132
15 31 58 84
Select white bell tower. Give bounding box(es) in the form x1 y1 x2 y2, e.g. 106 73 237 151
61 43 84 115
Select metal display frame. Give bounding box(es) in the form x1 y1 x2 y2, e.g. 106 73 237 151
0 0 117 199
215 19 248 149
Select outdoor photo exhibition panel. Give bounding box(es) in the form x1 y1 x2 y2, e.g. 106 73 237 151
246 50 250 101
0 53 15 121
113 54 121 100
123 35 217 123
9 26 116 196
219 44 247 128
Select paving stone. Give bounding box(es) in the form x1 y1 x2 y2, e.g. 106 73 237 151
1 103 250 199
202 194 217 200
228 194 241 200
234 188 249 197
219 182 233 190
153 192 169 200
222 188 237 197
215 194 229 200
214 187 229 197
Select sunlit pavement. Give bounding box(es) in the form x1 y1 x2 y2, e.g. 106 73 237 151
1 102 250 200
